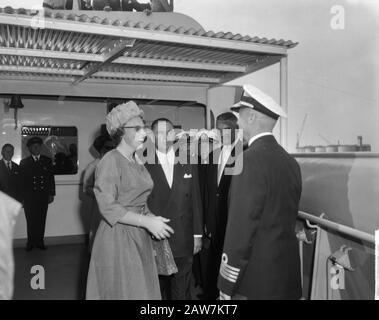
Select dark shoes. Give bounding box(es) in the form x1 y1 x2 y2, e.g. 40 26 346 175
26 243 47 251
37 244 47 250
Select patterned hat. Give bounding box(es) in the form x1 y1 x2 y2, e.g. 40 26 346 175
106 101 144 134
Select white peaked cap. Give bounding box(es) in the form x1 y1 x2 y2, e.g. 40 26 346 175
231 84 287 119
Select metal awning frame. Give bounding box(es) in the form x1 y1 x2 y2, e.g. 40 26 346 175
0 12 289 85
0 10 294 148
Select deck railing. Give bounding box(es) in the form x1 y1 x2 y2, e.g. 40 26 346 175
298 210 375 244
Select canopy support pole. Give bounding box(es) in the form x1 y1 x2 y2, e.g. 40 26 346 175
280 56 288 150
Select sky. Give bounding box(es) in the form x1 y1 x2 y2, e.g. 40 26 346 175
1 0 378 151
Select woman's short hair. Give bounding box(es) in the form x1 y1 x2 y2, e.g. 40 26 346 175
93 134 113 153
109 128 125 147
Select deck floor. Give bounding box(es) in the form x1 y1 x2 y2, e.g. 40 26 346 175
13 244 202 300
13 244 90 300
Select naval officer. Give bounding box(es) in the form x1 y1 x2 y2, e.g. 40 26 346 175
20 137 56 251
218 85 302 300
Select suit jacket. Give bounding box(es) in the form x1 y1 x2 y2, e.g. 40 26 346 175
145 152 203 258
0 160 22 202
19 155 55 200
218 135 302 300
204 141 244 250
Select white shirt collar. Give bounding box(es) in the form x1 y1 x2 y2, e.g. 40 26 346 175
156 146 175 159
217 139 239 185
248 132 273 147
222 138 239 152
156 147 175 188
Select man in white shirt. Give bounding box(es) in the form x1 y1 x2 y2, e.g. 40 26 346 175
145 118 203 300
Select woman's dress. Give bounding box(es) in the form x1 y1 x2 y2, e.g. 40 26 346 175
86 149 160 300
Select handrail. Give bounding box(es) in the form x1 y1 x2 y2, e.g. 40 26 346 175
298 211 375 244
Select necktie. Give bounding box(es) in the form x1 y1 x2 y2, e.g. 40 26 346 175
7 161 11 172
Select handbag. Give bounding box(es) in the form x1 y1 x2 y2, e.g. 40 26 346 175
152 238 178 276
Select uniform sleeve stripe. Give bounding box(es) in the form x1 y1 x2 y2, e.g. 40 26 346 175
220 268 237 283
221 262 240 273
220 264 239 277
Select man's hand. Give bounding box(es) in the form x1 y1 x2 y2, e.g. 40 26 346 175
220 291 231 300
193 237 202 255
48 196 54 204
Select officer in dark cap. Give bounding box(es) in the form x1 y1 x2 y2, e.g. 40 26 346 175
20 137 56 251
218 85 302 300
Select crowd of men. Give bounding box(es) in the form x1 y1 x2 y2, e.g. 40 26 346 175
0 84 302 300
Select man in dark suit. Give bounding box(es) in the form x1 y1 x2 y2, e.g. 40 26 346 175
218 85 302 300
0 144 22 202
20 137 56 251
145 118 203 300
200 113 244 299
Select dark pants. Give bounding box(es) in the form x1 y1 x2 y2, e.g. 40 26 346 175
24 195 49 246
159 256 193 300
201 239 223 300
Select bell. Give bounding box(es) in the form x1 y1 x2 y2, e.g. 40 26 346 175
9 95 24 109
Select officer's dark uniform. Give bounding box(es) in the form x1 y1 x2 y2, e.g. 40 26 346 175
20 138 55 248
218 135 302 300
218 85 302 300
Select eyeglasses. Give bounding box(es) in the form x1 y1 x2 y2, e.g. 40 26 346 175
122 125 148 132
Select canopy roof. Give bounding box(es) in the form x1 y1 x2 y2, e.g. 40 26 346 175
0 7 298 87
